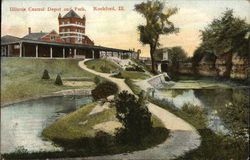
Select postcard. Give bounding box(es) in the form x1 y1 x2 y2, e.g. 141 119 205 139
1 0 249 159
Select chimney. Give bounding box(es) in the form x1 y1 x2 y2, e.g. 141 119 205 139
28 27 31 34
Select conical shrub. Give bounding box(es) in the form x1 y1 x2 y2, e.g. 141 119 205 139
55 74 63 85
42 69 50 79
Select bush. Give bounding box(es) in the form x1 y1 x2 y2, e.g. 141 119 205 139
125 65 145 72
41 69 50 79
91 81 118 101
94 76 101 85
114 91 152 145
54 74 63 85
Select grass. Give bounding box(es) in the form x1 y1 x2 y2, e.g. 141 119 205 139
42 101 165 140
1 58 97 104
113 71 150 80
85 59 122 73
124 78 142 95
42 102 116 139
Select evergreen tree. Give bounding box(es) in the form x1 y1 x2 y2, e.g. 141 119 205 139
41 69 50 79
55 74 63 85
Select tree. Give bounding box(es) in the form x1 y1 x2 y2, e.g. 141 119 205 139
135 1 178 73
168 46 187 63
91 81 118 101
200 9 250 77
41 69 50 79
54 74 63 85
114 91 152 145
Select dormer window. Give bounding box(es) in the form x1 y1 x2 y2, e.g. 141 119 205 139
50 36 56 40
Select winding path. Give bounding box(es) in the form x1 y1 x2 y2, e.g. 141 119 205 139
75 60 201 160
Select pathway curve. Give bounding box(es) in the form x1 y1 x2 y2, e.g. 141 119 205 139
75 60 201 160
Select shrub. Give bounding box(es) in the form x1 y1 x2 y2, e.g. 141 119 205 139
41 69 50 79
54 74 63 85
125 65 145 72
114 91 152 145
94 76 101 85
113 72 122 78
91 81 118 101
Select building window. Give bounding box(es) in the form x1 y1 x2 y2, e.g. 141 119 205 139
67 28 70 32
85 40 88 44
14 45 20 49
67 21 70 24
62 21 64 24
62 28 64 32
50 36 56 40
66 38 70 42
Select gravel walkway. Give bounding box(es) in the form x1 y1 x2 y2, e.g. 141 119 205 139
66 60 201 160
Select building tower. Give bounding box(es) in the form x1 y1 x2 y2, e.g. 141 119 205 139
58 10 88 45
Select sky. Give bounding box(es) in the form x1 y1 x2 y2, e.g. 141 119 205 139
1 0 250 57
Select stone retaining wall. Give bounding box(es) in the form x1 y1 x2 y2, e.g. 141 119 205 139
177 54 249 80
1 89 92 107
147 74 167 89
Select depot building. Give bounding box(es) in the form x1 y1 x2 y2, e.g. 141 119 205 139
1 9 137 59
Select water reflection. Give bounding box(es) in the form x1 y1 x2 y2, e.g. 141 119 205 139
1 95 92 153
153 87 248 134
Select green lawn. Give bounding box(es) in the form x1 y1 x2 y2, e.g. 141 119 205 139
42 102 116 139
1 58 96 104
114 71 150 80
85 59 122 73
42 102 164 140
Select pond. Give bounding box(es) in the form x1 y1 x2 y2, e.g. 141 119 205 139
1 95 93 153
150 78 249 133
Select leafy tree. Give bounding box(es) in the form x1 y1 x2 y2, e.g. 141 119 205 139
200 9 250 77
168 46 188 63
91 81 118 101
201 9 249 57
41 69 50 79
135 1 178 73
114 91 152 145
54 74 63 85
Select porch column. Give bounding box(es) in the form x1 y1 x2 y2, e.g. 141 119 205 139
19 42 22 57
7 45 10 56
50 47 53 58
23 45 25 57
36 45 38 58
74 48 76 58
63 48 65 58
92 50 95 59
